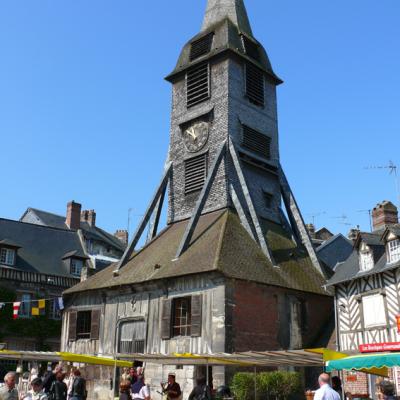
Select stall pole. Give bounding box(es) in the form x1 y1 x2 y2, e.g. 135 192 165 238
206 360 209 387
254 366 257 400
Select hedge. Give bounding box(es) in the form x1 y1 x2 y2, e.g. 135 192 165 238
231 371 302 400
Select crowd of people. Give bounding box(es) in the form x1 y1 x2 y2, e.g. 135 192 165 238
0 364 86 400
119 368 212 400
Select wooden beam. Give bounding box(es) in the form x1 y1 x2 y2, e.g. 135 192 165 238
278 165 325 277
228 141 276 266
229 183 256 240
175 141 227 259
116 163 172 271
146 183 167 243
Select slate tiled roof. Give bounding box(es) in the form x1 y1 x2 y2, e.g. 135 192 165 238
23 208 125 252
64 209 330 296
0 218 85 278
316 234 353 271
326 249 400 287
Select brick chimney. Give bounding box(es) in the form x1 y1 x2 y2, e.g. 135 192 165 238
66 201 81 230
306 223 316 239
372 201 398 231
115 230 129 245
81 209 96 227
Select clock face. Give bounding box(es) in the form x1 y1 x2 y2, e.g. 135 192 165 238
183 121 209 153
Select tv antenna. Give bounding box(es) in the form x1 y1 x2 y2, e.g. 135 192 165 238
357 209 372 231
364 160 400 207
305 211 327 226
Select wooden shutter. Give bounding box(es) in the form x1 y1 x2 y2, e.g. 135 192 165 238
161 299 172 340
68 311 77 341
90 309 101 340
187 62 210 107
191 294 202 337
190 33 214 61
245 62 265 106
242 125 271 159
185 153 208 195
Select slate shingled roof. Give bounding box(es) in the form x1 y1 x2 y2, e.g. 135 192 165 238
316 234 353 271
0 218 86 278
22 208 125 252
64 209 330 296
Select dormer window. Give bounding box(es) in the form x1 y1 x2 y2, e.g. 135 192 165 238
388 239 400 264
359 243 374 271
70 258 84 277
0 247 16 266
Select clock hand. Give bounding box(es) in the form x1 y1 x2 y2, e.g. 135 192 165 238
187 128 197 141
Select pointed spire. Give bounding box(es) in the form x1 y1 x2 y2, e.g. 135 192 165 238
202 0 253 36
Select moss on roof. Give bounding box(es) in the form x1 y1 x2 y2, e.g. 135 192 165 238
64 209 329 296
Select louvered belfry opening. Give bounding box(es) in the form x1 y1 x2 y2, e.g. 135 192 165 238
242 35 260 61
190 32 214 61
245 62 265 106
184 152 208 195
242 125 271 159
186 62 210 108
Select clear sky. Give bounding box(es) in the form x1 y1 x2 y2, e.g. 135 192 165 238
0 0 399 237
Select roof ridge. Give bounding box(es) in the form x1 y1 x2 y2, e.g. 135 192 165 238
316 233 352 252
29 207 65 219
0 218 77 234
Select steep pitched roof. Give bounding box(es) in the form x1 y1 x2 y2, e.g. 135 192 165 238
202 0 253 36
64 209 330 296
0 218 85 278
21 208 125 252
316 234 353 270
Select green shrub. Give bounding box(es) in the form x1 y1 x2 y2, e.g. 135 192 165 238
231 371 302 400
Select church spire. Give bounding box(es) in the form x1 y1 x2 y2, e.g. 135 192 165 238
202 0 253 36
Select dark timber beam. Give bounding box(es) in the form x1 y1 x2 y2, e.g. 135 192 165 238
229 183 256 240
228 141 276 266
147 183 167 243
278 165 325 277
175 141 227 259
115 163 172 272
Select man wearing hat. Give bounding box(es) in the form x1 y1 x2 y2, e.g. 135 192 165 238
161 373 181 400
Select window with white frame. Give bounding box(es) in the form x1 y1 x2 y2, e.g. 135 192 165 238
70 258 83 277
388 239 400 264
0 248 16 266
362 294 386 328
359 243 374 272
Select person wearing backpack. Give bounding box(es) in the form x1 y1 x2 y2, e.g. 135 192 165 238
188 377 212 400
49 373 67 400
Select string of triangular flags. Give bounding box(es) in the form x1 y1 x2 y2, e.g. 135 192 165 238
0 297 64 319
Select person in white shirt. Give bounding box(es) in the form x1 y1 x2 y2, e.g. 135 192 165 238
314 373 341 400
131 374 150 400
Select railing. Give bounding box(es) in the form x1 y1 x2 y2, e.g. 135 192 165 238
119 340 145 354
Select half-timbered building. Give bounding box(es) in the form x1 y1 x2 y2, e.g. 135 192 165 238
327 201 400 396
61 1 340 399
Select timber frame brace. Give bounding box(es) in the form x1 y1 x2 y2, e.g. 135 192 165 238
116 141 324 278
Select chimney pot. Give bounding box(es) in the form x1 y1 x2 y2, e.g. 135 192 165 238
372 201 398 231
66 201 82 230
81 209 96 227
114 230 129 245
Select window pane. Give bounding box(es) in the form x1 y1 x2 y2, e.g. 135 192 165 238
76 311 91 338
0 248 15 266
388 240 400 263
172 297 192 337
362 294 386 328
119 320 146 353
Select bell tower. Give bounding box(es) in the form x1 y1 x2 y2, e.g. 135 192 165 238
117 0 323 277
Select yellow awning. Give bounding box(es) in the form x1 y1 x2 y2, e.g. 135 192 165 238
0 350 132 368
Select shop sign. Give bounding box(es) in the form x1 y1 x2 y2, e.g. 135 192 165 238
359 342 400 353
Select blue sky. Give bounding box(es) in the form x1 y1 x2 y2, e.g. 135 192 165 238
0 0 399 237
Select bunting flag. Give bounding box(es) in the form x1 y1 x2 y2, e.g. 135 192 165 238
32 299 46 316
32 307 40 316
38 299 45 309
13 302 21 319
0 302 5 310
57 297 64 311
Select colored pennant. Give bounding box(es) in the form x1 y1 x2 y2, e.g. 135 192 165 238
57 297 64 311
0 303 5 310
38 299 45 309
32 307 40 316
13 302 21 319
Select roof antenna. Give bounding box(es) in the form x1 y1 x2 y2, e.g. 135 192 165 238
357 209 372 232
364 160 400 209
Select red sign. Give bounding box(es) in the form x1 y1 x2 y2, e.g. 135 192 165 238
396 315 400 333
359 342 400 353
